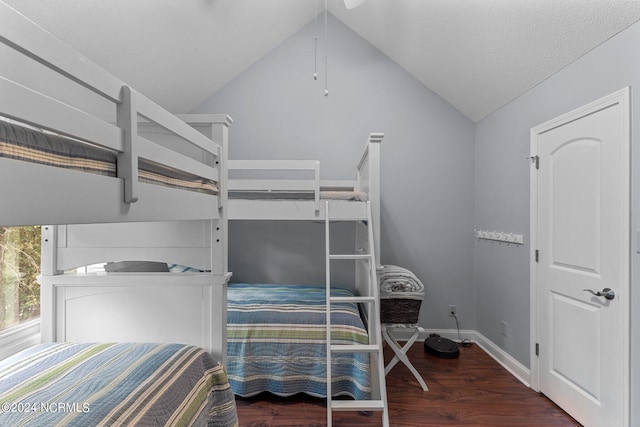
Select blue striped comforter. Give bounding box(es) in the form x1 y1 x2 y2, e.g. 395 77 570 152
0 343 238 426
227 283 370 399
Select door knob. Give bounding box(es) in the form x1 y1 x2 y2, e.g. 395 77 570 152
583 288 615 300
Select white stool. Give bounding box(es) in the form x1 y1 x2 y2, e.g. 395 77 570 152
382 325 428 391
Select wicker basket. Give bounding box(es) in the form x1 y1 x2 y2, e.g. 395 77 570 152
380 296 422 324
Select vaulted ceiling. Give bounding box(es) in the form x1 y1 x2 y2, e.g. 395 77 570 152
5 0 640 122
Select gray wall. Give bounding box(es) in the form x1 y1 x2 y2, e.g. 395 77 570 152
475 20 640 424
194 10 639 425
193 14 476 329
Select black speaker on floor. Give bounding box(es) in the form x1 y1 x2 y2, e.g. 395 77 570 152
424 333 459 359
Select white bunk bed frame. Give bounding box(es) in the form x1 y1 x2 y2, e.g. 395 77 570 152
228 132 383 266
1 4 231 364
0 3 225 226
226 133 388 425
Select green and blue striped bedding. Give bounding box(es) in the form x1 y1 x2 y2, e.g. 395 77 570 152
227 283 371 400
0 342 238 426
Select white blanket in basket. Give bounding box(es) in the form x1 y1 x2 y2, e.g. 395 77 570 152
378 265 424 299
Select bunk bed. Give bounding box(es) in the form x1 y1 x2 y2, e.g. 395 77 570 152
0 3 237 426
227 132 382 263
225 133 388 425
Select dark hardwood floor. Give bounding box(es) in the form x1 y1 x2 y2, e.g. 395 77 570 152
234 342 581 427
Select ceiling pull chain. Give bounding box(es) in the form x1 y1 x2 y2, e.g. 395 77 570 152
314 0 318 80
324 0 329 96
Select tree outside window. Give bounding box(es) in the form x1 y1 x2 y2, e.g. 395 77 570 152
0 226 41 331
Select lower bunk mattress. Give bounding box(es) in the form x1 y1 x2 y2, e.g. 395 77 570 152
0 342 238 427
227 283 370 400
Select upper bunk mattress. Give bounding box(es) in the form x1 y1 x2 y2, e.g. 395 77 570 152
0 120 218 195
228 190 367 201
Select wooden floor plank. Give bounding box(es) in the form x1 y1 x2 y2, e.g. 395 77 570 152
235 343 581 426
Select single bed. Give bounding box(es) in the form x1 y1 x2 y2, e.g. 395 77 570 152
227 283 370 400
0 342 238 426
35 222 234 423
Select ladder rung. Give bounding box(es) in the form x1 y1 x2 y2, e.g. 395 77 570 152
329 254 372 260
330 344 379 353
331 400 385 411
330 296 375 303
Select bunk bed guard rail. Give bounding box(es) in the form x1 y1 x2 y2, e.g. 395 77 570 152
228 159 321 211
0 2 222 206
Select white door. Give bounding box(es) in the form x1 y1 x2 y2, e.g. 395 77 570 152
531 88 630 427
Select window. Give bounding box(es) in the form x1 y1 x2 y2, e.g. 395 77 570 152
0 226 41 332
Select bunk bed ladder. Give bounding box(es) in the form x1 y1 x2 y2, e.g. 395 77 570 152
324 200 389 427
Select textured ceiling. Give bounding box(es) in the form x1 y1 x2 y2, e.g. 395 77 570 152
332 0 640 121
5 0 640 122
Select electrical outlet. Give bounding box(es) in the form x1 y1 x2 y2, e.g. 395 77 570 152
448 305 457 317
501 320 508 337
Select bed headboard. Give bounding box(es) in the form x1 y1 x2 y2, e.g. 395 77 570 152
41 221 222 273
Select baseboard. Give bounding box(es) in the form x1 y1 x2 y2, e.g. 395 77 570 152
383 326 531 388
472 331 531 387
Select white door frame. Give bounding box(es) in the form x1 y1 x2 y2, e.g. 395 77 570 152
529 87 630 425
